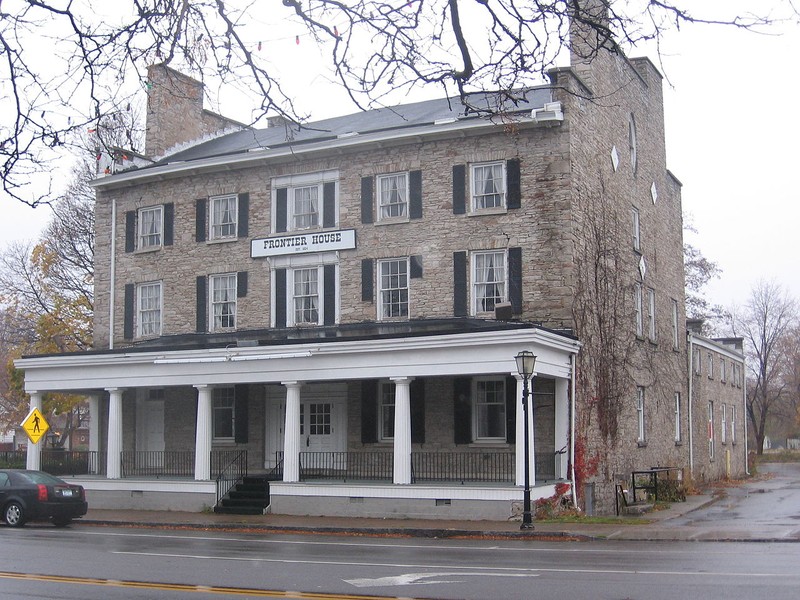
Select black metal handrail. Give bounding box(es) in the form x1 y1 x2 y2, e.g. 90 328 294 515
215 450 248 505
412 451 515 483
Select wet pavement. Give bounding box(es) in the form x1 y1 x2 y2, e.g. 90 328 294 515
77 463 800 543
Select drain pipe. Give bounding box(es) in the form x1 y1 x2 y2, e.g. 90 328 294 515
687 332 694 478
109 198 117 350
743 366 749 475
570 352 577 509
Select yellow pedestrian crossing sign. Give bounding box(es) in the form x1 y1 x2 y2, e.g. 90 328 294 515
21 407 50 444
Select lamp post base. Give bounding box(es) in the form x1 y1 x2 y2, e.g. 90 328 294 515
520 521 535 530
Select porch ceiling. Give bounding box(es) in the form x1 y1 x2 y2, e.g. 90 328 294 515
16 321 579 394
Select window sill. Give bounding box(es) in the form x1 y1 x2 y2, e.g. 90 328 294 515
467 207 507 218
134 246 162 255
375 216 410 226
469 441 510 448
206 236 238 245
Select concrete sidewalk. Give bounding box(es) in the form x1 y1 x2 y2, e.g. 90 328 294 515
78 491 751 542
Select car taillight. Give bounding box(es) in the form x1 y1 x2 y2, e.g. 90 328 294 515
37 484 48 501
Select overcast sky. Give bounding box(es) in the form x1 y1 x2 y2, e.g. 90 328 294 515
1 2 798 310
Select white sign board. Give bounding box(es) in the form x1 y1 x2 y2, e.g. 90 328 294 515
251 229 356 258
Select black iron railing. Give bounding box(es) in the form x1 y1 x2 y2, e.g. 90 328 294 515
0 450 102 476
121 450 195 477
0 450 25 468
215 450 248 505
299 451 393 481
412 451 515 483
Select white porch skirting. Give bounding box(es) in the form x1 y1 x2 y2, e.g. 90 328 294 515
78 479 217 512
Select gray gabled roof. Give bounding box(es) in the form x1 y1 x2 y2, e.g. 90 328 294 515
159 87 553 164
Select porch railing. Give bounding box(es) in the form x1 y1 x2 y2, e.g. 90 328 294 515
412 451 515 483
299 451 393 481
215 450 248 505
0 450 103 476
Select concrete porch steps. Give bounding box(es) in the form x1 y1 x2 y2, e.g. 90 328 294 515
214 476 271 515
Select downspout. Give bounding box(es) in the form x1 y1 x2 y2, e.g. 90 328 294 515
743 361 749 475
109 198 116 350
570 352 578 509
687 332 694 478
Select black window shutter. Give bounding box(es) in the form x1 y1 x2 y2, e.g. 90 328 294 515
237 271 248 298
360 176 374 224
275 268 287 328
323 182 336 228
506 375 517 444
323 264 336 326
411 379 426 444
195 199 206 242
453 377 472 444
276 188 288 233
410 255 423 279
234 384 249 444
506 158 521 209
509 246 523 314
453 251 468 317
361 380 378 443
123 284 135 339
196 276 207 333
238 193 249 238
125 211 136 252
163 203 174 246
361 259 374 302
409 170 422 219
452 165 466 214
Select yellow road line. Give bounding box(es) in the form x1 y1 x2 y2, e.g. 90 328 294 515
0 571 419 599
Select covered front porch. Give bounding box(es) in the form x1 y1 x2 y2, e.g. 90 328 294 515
15 320 580 520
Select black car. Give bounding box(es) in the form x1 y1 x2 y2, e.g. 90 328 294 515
0 469 88 527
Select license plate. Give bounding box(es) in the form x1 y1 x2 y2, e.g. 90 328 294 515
61 489 73 497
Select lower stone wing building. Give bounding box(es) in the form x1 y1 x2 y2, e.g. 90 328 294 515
15 21 748 517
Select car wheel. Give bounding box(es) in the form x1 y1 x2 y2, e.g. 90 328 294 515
52 518 72 528
4 502 26 527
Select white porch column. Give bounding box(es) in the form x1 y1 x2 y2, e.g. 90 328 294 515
106 388 123 479
194 385 213 481
88 394 100 474
391 377 413 485
282 381 302 483
25 391 43 471
514 374 537 487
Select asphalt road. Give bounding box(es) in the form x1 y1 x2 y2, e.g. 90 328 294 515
1 524 799 600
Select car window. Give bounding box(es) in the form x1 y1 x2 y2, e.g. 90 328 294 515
0 473 9 487
19 471 65 485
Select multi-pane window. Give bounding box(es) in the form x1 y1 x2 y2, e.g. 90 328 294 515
210 274 237 330
636 386 646 443
213 387 235 440
634 283 643 338
671 299 680 350
731 405 737 444
473 250 506 314
674 392 681 443
138 206 163 249
379 259 409 319
471 162 505 210
694 349 701 375
137 282 162 337
301 402 332 436
708 401 715 460
293 185 320 230
210 195 237 240
475 378 506 440
647 288 656 342
629 113 638 172
632 206 641 252
293 268 319 325
721 404 727 444
708 353 714 379
377 173 408 220
720 359 726 383
379 382 396 441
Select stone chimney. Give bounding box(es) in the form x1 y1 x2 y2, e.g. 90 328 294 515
144 64 244 159
568 0 616 90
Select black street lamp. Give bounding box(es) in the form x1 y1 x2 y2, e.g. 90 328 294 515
515 350 537 529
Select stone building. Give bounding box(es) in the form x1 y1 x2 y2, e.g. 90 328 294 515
15 11 747 517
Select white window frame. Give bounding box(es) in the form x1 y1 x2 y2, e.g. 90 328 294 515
720 358 726 383
647 288 656 342
634 283 643 338
708 401 715 460
629 113 638 172
474 377 507 442
470 161 506 212
636 386 646 444
209 273 237 331
210 194 238 240
731 405 737 444
708 353 714 379
674 392 681 443
471 250 507 315
379 381 395 442
378 258 409 320
377 173 409 221
137 281 162 338
721 404 727 444
291 184 321 231
671 299 680 350
290 266 321 326
212 387 235 441
138 206 163 249
694 348 701 375
632 206 641 252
